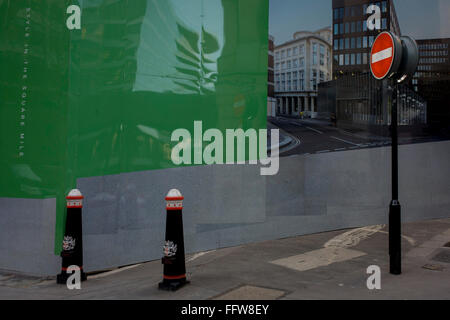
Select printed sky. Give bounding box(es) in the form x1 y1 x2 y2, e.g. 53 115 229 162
269 0 450 45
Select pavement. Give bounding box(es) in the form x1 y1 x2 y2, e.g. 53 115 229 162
1 218 449 300
270 116 448 156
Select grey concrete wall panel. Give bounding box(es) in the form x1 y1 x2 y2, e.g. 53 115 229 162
78 141 450 272
0 198 59 276
1 141 449 275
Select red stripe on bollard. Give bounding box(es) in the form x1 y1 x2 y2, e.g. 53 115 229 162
163 274 186 280
61 266 84 271
165 196 184 201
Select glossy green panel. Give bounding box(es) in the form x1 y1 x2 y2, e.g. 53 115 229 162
0 0 269 253
0 0 71 197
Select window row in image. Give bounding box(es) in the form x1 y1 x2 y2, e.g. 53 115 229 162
333 1 388 21
334 52 370 66
334 35 375 51
333 18 387 36
275 70 329 92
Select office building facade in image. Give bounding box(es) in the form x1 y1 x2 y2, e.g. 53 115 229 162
274 27 332 118
414 38 450 129
332 0 400 77
268 35 276 117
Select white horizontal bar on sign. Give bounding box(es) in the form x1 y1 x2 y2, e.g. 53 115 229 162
372 47 392 64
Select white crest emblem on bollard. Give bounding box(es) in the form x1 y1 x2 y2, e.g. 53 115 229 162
62 236 76 251
163 241 178 257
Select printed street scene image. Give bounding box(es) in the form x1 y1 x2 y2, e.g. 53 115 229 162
0 0 449 308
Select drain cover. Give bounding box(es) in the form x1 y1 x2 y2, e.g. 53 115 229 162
213 285 286 300
432 249 450 264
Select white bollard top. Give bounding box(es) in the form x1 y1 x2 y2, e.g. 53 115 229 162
166 189 183 199
165 189 183 210
67 189 83 198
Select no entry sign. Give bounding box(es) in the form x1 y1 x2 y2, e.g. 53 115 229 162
370 31 401 80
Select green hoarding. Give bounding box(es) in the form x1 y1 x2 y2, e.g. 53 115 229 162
0 0 269 253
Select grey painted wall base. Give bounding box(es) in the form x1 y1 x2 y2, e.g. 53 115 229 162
0 198 59 276
1 141 449 276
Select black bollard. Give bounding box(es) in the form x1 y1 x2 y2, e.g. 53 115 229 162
158 189 189 291
57 189 87 284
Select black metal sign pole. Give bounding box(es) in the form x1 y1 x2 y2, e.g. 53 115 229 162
373 32 418 276
389 80 401 275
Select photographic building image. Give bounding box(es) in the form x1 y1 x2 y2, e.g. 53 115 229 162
274 27 332 118
332 0 400 78
268 35 276 117
318 0 427 134
413 38 450 130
